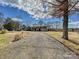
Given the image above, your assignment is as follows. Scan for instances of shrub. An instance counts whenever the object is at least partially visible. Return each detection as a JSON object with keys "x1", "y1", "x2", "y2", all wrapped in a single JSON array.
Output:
[
  {"x1": 12, "y1": 34, "x2": 21, "y2": 42},
  {"x1": 12, "y1": 32, "x2": 23, "y2": 42},
  {"x1": 12, "y1": 33, "x2": 23, "y2": 42}
]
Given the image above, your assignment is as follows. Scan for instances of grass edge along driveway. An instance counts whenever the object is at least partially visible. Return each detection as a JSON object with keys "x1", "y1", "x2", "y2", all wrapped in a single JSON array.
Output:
[
  {"x1": 47, "y1": 31, "x2": 79, "y2": 55},
  {"x1": 0, "y1": 31, "x2": 29, "y2": 49}
]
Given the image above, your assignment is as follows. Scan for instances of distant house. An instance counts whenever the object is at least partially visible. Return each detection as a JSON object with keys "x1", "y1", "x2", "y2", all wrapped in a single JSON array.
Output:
[{"x1": 31, "y1": 25, "x2": 48, "y2": 31}]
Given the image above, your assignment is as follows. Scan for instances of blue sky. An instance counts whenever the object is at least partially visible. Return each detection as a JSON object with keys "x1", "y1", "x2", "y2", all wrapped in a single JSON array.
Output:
[
  {"x1": 0, "y1": 4, "x2": 79, "y2": 26},
  {"x1": 0, "y1": 4, "x2": 38, "y2": 25}
]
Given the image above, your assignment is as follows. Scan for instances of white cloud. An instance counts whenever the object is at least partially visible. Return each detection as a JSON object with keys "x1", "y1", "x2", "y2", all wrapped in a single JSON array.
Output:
[
  {"x1": 69, "y1": 21, "x2": 79, "y2": 25},
  {"x1": 12, "y1": 18, "x2": 23, "y2": 22},
  {"x1": 0, "y1": 0, "x2": 51, "y2": 19},
  {"x1": 0, "y1": 0, "x2": 78, "y2": 20},
  {"x1": 69, "y1": 21, "x2": 79, "y2": 28}
]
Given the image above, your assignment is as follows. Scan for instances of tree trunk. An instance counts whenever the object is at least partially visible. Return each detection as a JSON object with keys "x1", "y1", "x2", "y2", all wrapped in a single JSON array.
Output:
[{"x1": 62, "y1": 0, "x2": 69, "y2": 40}]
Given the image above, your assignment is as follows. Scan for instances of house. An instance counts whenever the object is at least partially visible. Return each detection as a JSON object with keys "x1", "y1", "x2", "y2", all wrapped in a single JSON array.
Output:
[{"x1": 31, "y1": 25, "x2": 48, "y2": 31}]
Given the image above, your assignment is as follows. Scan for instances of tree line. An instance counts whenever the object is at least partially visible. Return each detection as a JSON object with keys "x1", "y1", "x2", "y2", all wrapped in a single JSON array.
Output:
[{"x1": 0, "y1": 13, "x2": 27, "y2": 31}]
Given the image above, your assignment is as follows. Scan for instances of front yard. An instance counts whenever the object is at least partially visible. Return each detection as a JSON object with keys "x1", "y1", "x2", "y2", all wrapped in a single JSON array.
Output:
[
  {"x1": 47, "y1": 31, "x2": 79, "y2": 55},
  {"x1": 0, "y1": 31, "x2": 29, "y2": 48}
]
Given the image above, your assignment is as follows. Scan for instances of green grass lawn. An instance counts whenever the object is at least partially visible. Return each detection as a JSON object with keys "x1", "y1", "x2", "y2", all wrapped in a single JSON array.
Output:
[
  {"x1": 0, "y1": 31, "x2": 29, "y2": 48},
  {"x1": 0, "y1": 34, "x2": 9, "y2": 48},
  {"x1": 0, "y1": 31, "x2": 17, "y2": 48}
]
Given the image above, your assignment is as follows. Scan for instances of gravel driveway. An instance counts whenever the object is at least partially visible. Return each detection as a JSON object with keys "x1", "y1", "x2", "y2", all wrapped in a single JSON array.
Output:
[{"x1": 0, "y1": 32, "x2": 79, "y2": 59}]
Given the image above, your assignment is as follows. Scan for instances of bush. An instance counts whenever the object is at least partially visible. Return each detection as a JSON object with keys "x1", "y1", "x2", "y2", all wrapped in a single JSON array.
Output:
[
  {"x1": 0, "y1": 29, "x2": 8, "y2": 34},
  {"x1": 12, "y1": 34, "x2": 21, "y2": 42},
  {"x1": 12, "y1": 32, "x2": 23, "y2": 42}
]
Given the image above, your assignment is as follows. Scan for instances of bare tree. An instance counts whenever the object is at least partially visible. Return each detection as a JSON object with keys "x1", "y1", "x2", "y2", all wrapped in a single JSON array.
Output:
[
  {"x1": 0, "y1": 12, "x2": 4, "y2": 30},
  {"x1": 41, "y1": 0, "x2": 79, "y2": 40}
]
